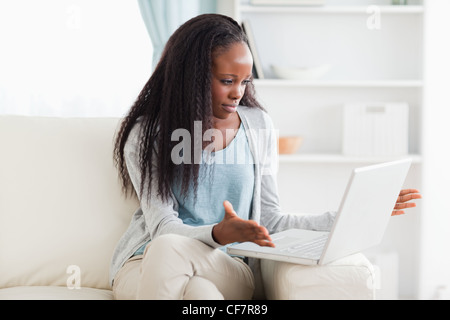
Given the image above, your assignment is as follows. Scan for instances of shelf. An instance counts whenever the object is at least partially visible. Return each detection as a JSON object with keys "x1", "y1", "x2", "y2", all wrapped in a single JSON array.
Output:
[
  {"x1": 278, "y1": 153, "x2": 422, "y2": 164},
  {"x1": 253, "y1": 79, "x2": 424, "y2": 88},
  {"x1": 241, "y1": 5, "x2": 424, "y2": 14}
]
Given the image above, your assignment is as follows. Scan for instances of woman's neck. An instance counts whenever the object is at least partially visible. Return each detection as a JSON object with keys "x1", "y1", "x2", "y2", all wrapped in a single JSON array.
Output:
[
  {"x1": 212, "y1": 112, "x2": 241, "y2": 131},
  {"x1": 209, "y1": 112, "x2": 241, "y2": 151}
]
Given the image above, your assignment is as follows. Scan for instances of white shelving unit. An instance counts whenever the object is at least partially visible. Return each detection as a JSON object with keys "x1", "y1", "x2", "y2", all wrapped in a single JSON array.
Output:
[
  {"x1": 240, "y1": 4, "x2": 424, "y2": 14},
  {"x1": 254, "y1": 79, "x2": 423, "y2": 88},
  {"x1": 218, "y1": 0, "x2": 424, "y2": 299},
  {"x1": 278, "y1": 153, "x2": 422, "y2": 164}
]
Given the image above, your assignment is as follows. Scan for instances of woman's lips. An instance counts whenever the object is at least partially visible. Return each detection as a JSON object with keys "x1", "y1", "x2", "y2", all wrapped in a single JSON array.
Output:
[{"x1": 222, "y1": 104, "x2": 237, "y2": 113}]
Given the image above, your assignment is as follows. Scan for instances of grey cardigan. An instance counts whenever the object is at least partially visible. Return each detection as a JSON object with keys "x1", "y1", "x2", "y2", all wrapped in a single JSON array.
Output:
[{"x1": 109, "y1": 106, "x2": 336, "y2": 287}]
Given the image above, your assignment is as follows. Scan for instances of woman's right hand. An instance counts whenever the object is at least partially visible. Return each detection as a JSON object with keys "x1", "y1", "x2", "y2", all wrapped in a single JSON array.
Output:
[{"x1": 212, "y1": 200, "x2": 275, "y2": 247}]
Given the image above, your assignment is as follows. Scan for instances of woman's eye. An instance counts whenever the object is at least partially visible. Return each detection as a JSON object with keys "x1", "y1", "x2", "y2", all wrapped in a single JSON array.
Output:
[{"x1": 220, "y1": 79, "x2": 251, "y2": 86}]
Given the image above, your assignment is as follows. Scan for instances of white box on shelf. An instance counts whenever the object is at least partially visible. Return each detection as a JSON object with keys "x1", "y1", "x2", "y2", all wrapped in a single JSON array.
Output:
[{"x1": 342, "y1": 102, "x2": 409, "y2": 157}]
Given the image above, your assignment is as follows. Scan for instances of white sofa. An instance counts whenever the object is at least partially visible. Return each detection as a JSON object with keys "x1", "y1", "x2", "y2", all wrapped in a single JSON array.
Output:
[{"x1": 0, "y1": 115, "x2": 375, "y2": 300}]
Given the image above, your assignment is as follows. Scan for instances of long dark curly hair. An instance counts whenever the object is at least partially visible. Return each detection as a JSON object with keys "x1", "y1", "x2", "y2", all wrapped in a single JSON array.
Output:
[{"x1": 114, "y1": 13, "x2": 264, "y2": 203}]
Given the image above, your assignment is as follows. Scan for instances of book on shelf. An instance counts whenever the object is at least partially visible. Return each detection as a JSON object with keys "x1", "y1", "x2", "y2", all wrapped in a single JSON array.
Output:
[{"x1": 241, "y1": 20, "x2": 265, "y2": 79}]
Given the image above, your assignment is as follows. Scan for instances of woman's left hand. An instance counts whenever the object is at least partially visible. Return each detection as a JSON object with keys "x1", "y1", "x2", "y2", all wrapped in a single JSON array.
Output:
[{"x1": 392, "y1": 188, "x2": 422, "y2": 216}]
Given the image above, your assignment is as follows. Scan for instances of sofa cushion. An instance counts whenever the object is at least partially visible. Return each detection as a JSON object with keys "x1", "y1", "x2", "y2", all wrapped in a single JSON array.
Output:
[
  {"x1": 261, "y1": 253, "x2": 375, "y2": 300},
  {"x1": 0, "y1": 286, "x2": 113, "y2": 300},
  {"x1": 0, "y1": 116, "x2": 139, "y2": 290}
]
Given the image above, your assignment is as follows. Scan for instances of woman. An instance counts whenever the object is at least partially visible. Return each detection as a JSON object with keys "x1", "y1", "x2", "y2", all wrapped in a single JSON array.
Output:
[{"x1": 110, "y1": 13, "x2": 420, "y2": 300}]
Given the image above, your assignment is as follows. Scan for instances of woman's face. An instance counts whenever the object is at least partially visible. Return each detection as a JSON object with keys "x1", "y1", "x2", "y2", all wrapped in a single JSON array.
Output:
[{"x1": 211, "y1": 42, "x2": 253, "y2": 120}]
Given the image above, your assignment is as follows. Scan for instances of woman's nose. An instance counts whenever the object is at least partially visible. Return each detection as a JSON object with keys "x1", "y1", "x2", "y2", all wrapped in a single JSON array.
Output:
[{"x1": 230, "y1": 84, "x2": 244, "y2": 101}]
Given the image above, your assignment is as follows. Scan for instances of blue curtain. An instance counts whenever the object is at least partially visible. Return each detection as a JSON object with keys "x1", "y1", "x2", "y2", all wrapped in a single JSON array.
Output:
[{"x1": 137, "y1": 0, "x2": 217, "y2": 70}]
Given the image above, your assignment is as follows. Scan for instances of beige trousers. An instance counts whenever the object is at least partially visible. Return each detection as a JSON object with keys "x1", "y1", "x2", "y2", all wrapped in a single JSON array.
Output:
[{"x1": 112, "y1": 234, "x2": 255, "y2": 300}]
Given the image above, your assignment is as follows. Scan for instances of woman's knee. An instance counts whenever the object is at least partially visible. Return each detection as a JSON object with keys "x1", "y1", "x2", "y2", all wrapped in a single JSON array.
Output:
[
  {"x1": 143, "y1": 233, "x2": 188, "y2": 257},
  {"x1": 183, "y1": 276, "x2": 224, "y2": 300}
]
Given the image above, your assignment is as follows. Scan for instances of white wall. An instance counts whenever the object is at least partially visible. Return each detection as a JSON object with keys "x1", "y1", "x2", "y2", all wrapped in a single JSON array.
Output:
[{"x1": 419, "y1": 0, "x2": 450, "y2": 300}]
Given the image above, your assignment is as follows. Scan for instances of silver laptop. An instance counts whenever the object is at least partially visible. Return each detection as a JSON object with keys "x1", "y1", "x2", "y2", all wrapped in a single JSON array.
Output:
[{"x1": 227, "y1": 158, "x2": 412, "y2": 265}]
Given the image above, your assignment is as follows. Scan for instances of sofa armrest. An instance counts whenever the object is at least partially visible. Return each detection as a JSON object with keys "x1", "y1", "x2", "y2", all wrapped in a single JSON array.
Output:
[{"x1": 261, "y1": 253, "x2": 375, "y2": 300}]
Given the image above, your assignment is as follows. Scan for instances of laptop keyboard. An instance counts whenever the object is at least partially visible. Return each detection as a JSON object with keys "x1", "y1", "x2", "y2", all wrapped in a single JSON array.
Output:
[{"x1": 279, "y1": 234, "x2": 329, "y2": 258}]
